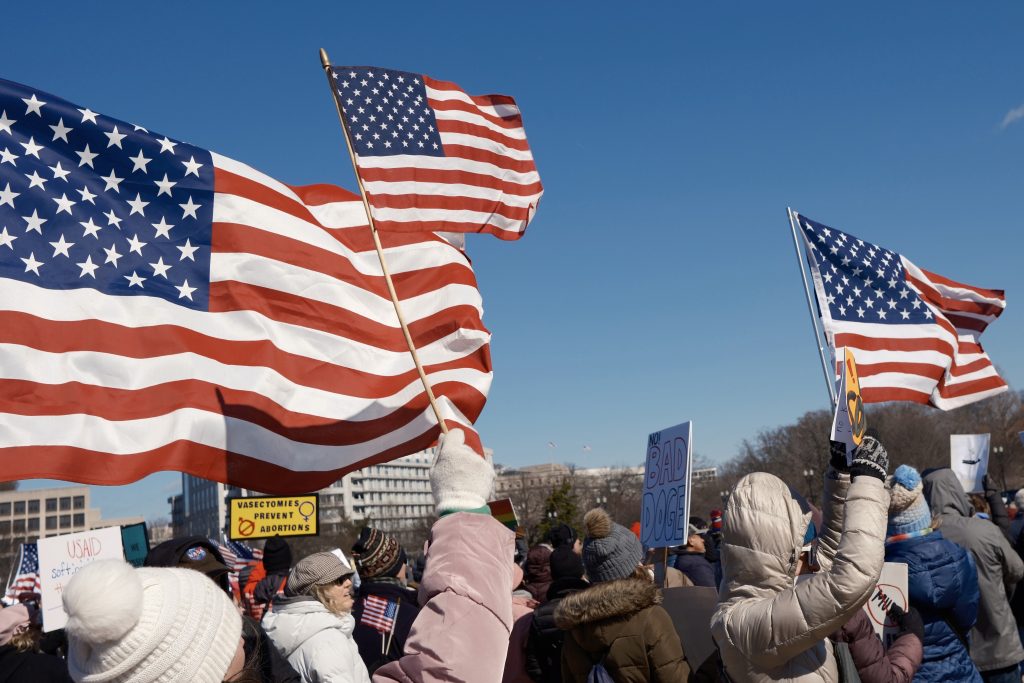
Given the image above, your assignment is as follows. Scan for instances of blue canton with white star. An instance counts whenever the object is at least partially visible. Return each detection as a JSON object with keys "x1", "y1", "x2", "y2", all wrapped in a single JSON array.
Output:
[
  {"x1": 801, "y1": 216, "x2": 933, "y2": 325},
  {"x1": 0, "y1": 78, "x2": 213, "y2": 310},
  {"x1": 332, "y1": 67, "x2": 444, "y2": 157}
]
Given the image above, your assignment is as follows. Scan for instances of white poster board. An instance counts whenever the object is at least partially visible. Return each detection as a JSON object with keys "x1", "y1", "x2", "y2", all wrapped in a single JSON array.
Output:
[
  {"x1": 641, "y1": 421, "x2": 692, "y2": 549},
  {"x1": 951, "y1": 434, "x2": 990, "y2": 494},
  {"x1": 38, "y1": 526, "x2": 125, "y2": 632},
  {"x1": 862, "y1": 562, "x2": 909, "y2": 646}
]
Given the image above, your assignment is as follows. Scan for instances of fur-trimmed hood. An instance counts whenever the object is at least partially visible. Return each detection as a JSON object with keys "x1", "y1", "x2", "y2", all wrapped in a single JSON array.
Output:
[{"x1": 554, "y1": 576, "x2": 659, "y2": 630}]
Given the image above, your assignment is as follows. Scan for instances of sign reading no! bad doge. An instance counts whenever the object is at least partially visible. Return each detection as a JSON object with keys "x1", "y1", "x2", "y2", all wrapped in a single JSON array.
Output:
[
  {"x1": 641, "y1": 421, "x2": 693, "y2": 549},
  {"x1": 229, "y1": 494, "x2": 319, "y2": 540}
]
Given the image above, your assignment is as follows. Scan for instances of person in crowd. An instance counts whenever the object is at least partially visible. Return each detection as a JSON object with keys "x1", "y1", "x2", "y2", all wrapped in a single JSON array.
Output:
[
  {"x1": 515, "y1": 527, "x2": 531, "y2": 568},
  {"x1": 830, "y1": 604, "x2": 923, "y2": 683},
  {"x1": 525, "y1": 546, "x2": 589, "y2": 683},
  {"x1": 645, "y1": 547, "x2": 692, "y2": 588},
  {"x1": 707, "y1": 508, "x2": 724, "y2": 588},
  {"x1": 505, "y1": 563, "x2": 540, "y2": 682},
  {"x1": 554, "y1": 507, "x2": 690, "y2": 681},
  {"x1": 923, "y1": 468, "x2": 1024, "y2": 683},
  {"x1": 524, "y1": 542, "x2": 554, "y2": 603},
  {"x1": 0, "y1": 602, "x2": 73, "y2": 682},
  {"x1": 374, "y1": 427, "x2": 517, "y2": 682},
  {"x1": 262, "y1": 551, "x2": 370, "y2": 683},
  {"x1": 146, "y1": 536, "x2": 301, "y2": 683},
  {"x1": 671, "y1": 519, "x2": 716, "y2": 588},
  {"x1": 884, "y1": 464, "x2": 981, "y2": 682},
  {"x1": 548, "y1": 523, "x2": 582, "y2": 555},
  {"x1": 711, "y1": 435, "x2": 891, "y2": 681},
  {"x1": 61, "y1": 559, "x2": 250, "y2": 683},
  {"x1": 349, "y1": 527, "x2": 419, "y2": 674},
  {"x1": 251, "y1": 537, "x2": 293, "y2": 620},
  {"x1": 971, "y1": 494, "x2": 992, "y2": 521}
]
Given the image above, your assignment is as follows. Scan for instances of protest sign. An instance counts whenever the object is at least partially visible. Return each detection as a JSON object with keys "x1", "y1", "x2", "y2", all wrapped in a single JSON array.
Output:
[
  {"x1": 38, "y1": 526, "x2": 125, "y2": 632},
  {"x1": 229, "y1": 494, "x2": 319, "y2": 540},
  {"x1": 830, "y1": 348, "x2": 866, "y2": 465},
  {"x1": 641, "y1": 421, "x2": 692, "y2": 548},
  {"x1": 862, "y1": 562, "x2": 909, "y2": 646},
  {"x1": 951, "y1": 434, "x2": 990, "y2": 494},
  {"x1": 120, "y1": 522, "x2": 149, "y2": 567}
]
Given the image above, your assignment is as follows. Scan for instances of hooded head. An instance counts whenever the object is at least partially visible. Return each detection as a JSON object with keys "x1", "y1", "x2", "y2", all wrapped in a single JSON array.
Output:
[
  {"x1": 719, "y1": 472, "x2": 814, "y2": 600},
  {"x1": 923, "y1": 468, "x2": 973, "y2": 519}
]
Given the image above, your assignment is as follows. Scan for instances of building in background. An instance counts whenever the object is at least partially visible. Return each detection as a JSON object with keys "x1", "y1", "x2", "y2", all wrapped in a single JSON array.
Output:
[
  {"x1": 691, "y1": 467, "x2": 717, "y2": 484},
  {"x1": 172, "y1": 448, "x2": 473, "y2": 545}
]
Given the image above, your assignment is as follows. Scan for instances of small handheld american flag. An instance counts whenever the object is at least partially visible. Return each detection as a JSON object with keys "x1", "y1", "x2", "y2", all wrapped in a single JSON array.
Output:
[
  {"x1": 360, "y1": 593, "x2": 399, "y2": 633},
  {"x1": 3, "y1": 543, "x2": 40, "y2": 604}
]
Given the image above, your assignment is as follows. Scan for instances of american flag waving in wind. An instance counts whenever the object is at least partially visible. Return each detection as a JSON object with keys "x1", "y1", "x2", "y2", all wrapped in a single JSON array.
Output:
[
  {"x1": 331, "y1": 66, "x2": 542, "y2": 240},
  {"x1": 798, "y1": 213, "x2": 1006, "y2": 409},
  {"x1": 3, "y1": 543, "x2": 40, "y2": 604},
  {"x1": 0, "y1": 76, "x2": 491, "y2": 493}
]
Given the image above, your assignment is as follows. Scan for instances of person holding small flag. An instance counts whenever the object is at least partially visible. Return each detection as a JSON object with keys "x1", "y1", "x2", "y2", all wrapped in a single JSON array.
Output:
[{"x1": 350, "y1": 527, "x2": 419, "y2": 673}]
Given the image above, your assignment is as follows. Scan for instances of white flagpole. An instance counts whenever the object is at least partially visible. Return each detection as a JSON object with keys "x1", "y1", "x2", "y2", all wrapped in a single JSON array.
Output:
[{"x1": 788, "y1": 207, "x2": 837, "y2": 406}]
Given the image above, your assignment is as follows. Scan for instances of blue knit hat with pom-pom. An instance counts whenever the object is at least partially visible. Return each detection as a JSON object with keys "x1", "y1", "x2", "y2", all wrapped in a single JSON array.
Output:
[{"x1": 885, "y1": 465, "x2": 932, "y2": 536}]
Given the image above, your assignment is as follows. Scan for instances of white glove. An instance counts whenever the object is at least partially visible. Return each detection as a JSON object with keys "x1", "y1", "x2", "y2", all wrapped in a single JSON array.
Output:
[{"x1": 430, "y1": 428, "x2": 495, "y2": 514}]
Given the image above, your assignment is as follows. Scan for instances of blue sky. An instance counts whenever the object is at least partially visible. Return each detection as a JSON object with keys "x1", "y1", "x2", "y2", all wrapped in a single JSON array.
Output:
[{"x1": 6, "y1": 2, "x2": 1024, "y2": 521}]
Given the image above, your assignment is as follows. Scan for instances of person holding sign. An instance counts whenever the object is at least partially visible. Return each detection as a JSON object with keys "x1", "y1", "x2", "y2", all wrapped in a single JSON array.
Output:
[
  {"x1": 711, "y1": 436, "x2": 891, "y2": 682},
  {"x1": 884, "y1": 465, "x2": 982, "y2": 683}
]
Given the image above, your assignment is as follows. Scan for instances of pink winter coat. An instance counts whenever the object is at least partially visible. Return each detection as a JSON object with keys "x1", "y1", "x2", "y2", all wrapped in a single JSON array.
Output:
[{"x1": 374, "y1": 512, "x2": 516, "y2": 683}]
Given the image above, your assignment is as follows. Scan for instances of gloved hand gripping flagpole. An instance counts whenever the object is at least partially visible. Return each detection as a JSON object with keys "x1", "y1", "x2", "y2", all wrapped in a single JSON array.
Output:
[{"x1": 319, "y1": 48, "x2": 449, "y2": 436}]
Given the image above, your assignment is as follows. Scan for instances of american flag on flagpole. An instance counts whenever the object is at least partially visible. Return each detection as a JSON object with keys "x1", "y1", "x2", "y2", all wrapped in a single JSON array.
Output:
[
  {"x1": 797, "y1": 213, "x2": 1006, "y2": 409},
  {"x1": 331, "y1": 66, "x2": 542, "y2": 240},
  {"x1": 0, "y1": 76, "x2": 492, "y2": 493},
  {"x1": 360, "y1": 593, "x2": 399, "y2": 633},
  {"x1": 3, "y1": 543, "x2": 40, "y2": 604}
]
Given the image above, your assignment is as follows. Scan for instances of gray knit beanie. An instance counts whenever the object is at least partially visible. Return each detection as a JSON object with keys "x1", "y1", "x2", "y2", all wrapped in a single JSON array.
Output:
[{"x1": 581, "y1": 508, "x2": 643, "y2": 583}]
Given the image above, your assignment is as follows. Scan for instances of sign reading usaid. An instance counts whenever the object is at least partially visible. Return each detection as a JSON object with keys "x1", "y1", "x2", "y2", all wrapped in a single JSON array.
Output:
[
  {"x1": 641, "y1": 421, "x2": 693, "y2": 549},
  {"x1": 37, "y1": 526, "x2": 125, "y2": 632},
  {"x1": 228, "y1": 494, "x2": 319, "y2": 540}
]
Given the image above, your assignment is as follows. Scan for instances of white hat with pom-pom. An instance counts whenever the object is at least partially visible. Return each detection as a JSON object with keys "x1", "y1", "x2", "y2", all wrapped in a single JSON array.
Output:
[{"x1": 62, "y1": 559, "x2": 242, "y2": 683}]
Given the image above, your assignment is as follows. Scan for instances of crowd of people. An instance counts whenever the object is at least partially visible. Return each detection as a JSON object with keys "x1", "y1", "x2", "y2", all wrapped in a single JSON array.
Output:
[{"x1": 4, "y1": 428, "x2": 1024, "y2": 682}]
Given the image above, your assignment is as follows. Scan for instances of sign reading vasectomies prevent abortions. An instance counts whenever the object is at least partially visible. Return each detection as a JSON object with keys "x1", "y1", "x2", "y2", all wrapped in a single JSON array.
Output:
[{"x1": 641, "y1": 421, "x2": 693, "y2": 548}]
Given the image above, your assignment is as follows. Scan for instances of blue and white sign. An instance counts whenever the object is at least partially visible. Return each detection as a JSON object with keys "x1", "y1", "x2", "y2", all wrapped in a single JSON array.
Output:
[{"x1": 641, "y1": 421, "x2": 693, "y2": 548}]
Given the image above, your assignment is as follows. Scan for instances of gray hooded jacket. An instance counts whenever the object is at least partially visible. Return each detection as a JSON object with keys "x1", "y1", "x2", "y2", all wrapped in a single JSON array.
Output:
[
  {"x1": 711, "y1": 470, "x2": 888, "y2": 682},
  {"x1": 923, "y1": 469, "x2": 1024, "y2": 672}
]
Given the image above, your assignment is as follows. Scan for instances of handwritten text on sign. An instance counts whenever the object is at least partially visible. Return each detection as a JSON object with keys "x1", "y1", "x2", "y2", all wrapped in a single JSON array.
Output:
[
  {"x1": 641, "y1": 421, "x2": 693, "y2": 548},
  {"x1": 37, "y1": 525, "x2": 125, "y2": 632}
]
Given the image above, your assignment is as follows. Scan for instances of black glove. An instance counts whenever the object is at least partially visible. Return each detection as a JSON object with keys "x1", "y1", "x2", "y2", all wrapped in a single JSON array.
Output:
[
  {"x1": 849, "y1": 436, "x2": 889, "y2": 481},
  {"x1": 888, "y1": 603, "x2": 924, "y2": 641},
  {"x1": 829, "y1": 440, "x2": 850, "y2": 473}
]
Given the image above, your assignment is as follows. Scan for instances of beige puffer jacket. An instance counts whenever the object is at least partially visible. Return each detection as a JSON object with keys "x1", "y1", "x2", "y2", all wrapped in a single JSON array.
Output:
[{"x1": 711, "y1": 469, "x2": 888, "y2": 682}]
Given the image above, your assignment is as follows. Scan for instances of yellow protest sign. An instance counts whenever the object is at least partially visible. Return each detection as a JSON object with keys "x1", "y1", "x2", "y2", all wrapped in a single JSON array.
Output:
[
  {"x1": 844, "y1": 349, "x2": 866, "y2": 447},
  {"x1": 228, "y1": 494, "x2": 319, "y2": 540}
]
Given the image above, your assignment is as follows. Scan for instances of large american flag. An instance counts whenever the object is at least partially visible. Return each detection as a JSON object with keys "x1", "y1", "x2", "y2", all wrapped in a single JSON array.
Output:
[
  {"x1": 3, "y1": 543, "x2": 40, "y2": 604},
  {"x1": 331, "y1": 66, "x2": 542, "y2": 240},
  {"x1": 798, "y1": 213, "x2": 1006, "y2": 409},
  {"x1": 0, "y1": 76, "x2": 491, "y2": 493},
  {"x1": 360, "y1": 593, "x2": 399, "y2": 633}
]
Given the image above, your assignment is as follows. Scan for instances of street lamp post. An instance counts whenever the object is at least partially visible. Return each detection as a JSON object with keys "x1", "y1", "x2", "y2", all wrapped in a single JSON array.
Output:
[
  {"x1": 993, "y1": 445, "x2": 1006, "y2": 491},
  {"x1": 803, "y1": 467, "x2": 816, "y2": 501}
]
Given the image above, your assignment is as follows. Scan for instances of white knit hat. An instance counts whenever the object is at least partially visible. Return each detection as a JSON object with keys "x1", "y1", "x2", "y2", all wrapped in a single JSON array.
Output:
[{"x1": 63, "y1": 560, "x2": 242, "y2": 683}]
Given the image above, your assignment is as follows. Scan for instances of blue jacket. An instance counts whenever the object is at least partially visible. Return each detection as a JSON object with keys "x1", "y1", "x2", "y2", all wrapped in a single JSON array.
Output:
[
  {"x1": 885, "y1": 530, "x2": 982, "y2": 683},
  {"x1": 671, "y1": 550, "x2": 716, "y2": 588}
]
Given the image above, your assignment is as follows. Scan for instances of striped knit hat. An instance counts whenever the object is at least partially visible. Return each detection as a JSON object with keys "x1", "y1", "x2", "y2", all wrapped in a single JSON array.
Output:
[
  {"x1": 886, "y1": 465, "x2": 932, "y2": 537},
  {"x1": 351, "y1": 527, "x2": 405, "y2": 579}
]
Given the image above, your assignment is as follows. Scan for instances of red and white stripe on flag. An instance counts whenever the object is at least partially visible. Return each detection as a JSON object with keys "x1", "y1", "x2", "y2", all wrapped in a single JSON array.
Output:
[
  {"x1": 0, "y1": 153, "x2": 491, "y2": 493},
  {"x1": 333, "y1": 67, "x2": 542, "y2": 240},
  {"x1": 800, "y1": 213, "x2": 1006, "y2": 410}
]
